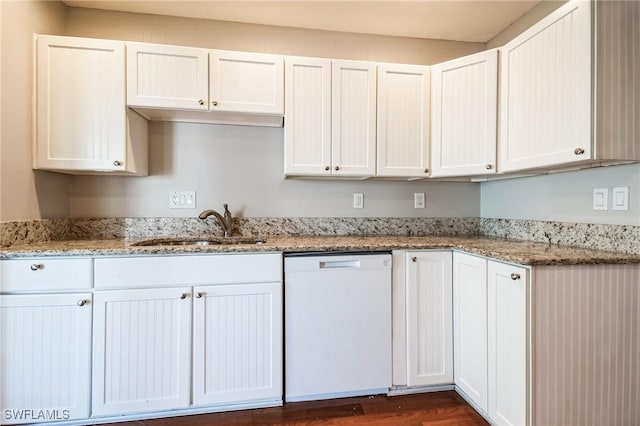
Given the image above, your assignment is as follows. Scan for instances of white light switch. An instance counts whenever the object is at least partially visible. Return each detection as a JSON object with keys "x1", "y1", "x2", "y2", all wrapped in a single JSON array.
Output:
[
  {"x1": 593, "y1": 188, "x2": 608, "y2": 211},
  {"x1": 353, "y1": 193, "x2": 364, "y2": 209},
  {"x1": 414, "y1": 193, "x2": 425, "y2": 209},
  {"x1": 612, "y1": 187, "x2": 629, "y2": 211}
]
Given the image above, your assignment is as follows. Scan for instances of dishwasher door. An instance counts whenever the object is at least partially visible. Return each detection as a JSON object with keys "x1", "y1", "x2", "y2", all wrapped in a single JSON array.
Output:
[{"x1": 284, "y1": 253, "x2": 392, "y2": 402}]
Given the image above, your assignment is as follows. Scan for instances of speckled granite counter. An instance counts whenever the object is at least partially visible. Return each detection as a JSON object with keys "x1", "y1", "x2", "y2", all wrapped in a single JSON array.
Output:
[{"x1": 1, "y1": 236, "x2": 638, "y2": 266}]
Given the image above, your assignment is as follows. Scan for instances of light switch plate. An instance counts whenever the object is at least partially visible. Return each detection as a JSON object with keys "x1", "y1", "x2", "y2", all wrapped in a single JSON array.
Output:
[
  {"x1": 612, "y1": 187, "x2": 629, "y2": 211},
  {"x1": 593, "y1": 188, "x2": 608, "y2": 211},
  {"x1": 169, "y1": 191, "x2": 196, "y2": 209},
  {"x1": 353, "y1": 193, "x2": 364, "y2": 209},
  {"x1": 414, "y1": 193, "x2": 425, "y2": 209}
]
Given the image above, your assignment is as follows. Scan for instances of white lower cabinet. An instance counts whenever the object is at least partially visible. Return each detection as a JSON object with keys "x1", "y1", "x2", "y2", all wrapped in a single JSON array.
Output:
[
  {"x1": 392, "y1": 251, "x2": 453, "y2": 389},
  {"x1": 487, "y1": 261, "x2": 528, "y2": 426},
  {"x1": 0, "y1": 293, "x2": 92, "y2": 424},
  {"x1": 452, "y1": 252, "x2": 488, "y2": 412},
  {"x1": 91, "y1": 287, "x2": 193, "y2": 416},
  {"x1": 453, "y1": 252, "x2": 529, "y2": 426},
  {"x1": 91, "y1": 253, "x2": 283, "y2": 420},
  {"x1": 193, "y1": 282, "x2": 283, "y2": 406}
]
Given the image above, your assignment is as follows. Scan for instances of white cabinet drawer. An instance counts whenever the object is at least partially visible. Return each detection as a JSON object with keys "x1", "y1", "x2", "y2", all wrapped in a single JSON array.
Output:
[
  {"x1": 94, "y1": 253, "x2": 282, "y2": 289},
  {"x1": 0, "y1": 258, "x2": 92, "y2": 292}
]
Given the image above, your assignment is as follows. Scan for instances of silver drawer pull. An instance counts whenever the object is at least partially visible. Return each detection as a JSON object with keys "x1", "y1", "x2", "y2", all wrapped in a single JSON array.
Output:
[
  {"x1": 411, "y1": 257, "x2": 417, "y2": 262},
  {"x1": 30, "y1": 264, "x2": 43, "y2": 271},
  {"x1": 77, "y1": 299, "x2": 89, "y2": 307},
  {"x1": 180, "y1": 293, "x2": 189, "y2": 300},
  {"x1": 511, "y1": 273, "x2": 521, "y2": 280},
  {"x1": 196, "y1": 292, "x2": 205, "y2": 298},
  {"x1": 574, "y1": 147, "x2": 585, "y2": 155}
]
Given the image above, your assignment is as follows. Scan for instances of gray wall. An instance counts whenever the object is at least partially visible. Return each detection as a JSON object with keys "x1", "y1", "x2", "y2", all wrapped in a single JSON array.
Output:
[
  {"x1": 70, "y1": 122, "x2": 480, "y2": 218},
  {"x1": 482, "y1": 0, "x2": 640, "y2": 226}
]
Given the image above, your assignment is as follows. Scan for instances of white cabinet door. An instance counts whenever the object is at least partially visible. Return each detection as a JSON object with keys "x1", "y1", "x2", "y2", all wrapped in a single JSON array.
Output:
[
  {"x1": 331, "y1": 60, "x2": 376, "y2": 177},
  {"x1": 126, "y1": 42, "x2": 209, "y2": 110},
  {"x1": 91, "y1": 287, "x2": 192, "y2": 417},
  {"x1": 453, "y1": 252, "x2": 488, "y2": 412},
  {"x1": 35, "y1": 35, "x2": 147, "y2": 175},
  {"x1": 0, "y1": 293, "x2": 92, "y2": 424},
  {"x1": 487, "y1": 261, "x2": 529, "y2": 426},
  {"x1": 377, "y1": 64, "x2": 430, "y2": 178},
  {"x1": 431, "y1": 50, "x2": 498, "y2": 177},
  {"x1": 210, "y1": 50, "x2": 284, "y2": 114},
  {"x1": 406, "y1": 251, "x2": 453, "y2": 387},
  {"x1": 499, "y1": 0, "x2": 591, "y2": 172},
  {"x1": 284, "y1": 57, "x2": 332, "y2": 176},
  {"x1": 193, "y1": 282, "x2": 283, "y2": 406}
]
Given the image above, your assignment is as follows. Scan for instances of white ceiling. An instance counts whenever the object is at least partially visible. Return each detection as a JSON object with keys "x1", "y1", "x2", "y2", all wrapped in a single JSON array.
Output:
[{"x1": 62, "y1": 1, "x2": 541, "y2": 43}]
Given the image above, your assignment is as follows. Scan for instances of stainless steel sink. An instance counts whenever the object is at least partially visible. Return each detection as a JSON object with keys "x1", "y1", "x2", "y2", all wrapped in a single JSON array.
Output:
[{"x1": 132, "y1": 237, "x2": 266, "y2": 246}]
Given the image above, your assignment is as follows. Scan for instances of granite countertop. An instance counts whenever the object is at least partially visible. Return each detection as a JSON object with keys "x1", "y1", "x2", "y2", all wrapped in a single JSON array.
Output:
[{"x1": 1, "y1": 235, "x2": 638, "y2": 266}]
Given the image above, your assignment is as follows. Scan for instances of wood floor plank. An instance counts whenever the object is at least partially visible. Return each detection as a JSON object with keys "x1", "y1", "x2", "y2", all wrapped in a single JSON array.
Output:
[{"x1": 104, "y1": 391, "x2": 488, "y2": 426}]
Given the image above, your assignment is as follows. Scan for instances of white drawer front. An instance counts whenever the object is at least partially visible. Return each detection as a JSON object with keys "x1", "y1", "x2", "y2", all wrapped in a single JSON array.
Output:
[
  {"x1": 94, "y1": 253, "x2": 282, "y2": 289},
  {"x1": 0, "y1": 258, "x2": 92, "y2": 292}
]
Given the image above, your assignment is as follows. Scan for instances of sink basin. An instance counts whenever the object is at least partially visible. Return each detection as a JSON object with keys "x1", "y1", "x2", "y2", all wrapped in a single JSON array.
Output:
[{"x1": 132, "y1": 237, "x2": 266, "y2": 247}]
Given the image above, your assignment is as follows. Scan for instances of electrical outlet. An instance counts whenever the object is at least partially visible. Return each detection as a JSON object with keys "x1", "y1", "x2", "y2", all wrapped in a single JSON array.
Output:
[
  {"x1": 353, "y1": 193, "x2": 364, "y2": 209},
  {"x1": 169, "y1": 191, "x2": 196, "y2": 209},
  {"x1": 612, "y1": 187, "x2": 629, "y2": 211},
  {"x1": 414, "y1": 193, "x2": 425, "y2": 209}
]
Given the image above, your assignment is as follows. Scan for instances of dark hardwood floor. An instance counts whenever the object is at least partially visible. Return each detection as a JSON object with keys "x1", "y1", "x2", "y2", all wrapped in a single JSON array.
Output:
[{"x1": 106, "y1": 391, "x2": 488, "y2": 425}]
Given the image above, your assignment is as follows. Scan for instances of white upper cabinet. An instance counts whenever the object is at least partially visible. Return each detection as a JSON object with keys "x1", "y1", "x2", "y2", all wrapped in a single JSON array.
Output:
[
  {"x1": 331, "y1": 60, "x2": 377, "y2": 177},
  {"x1": 431, "y1": 50, "x2": 498, "y2": 177},
  {"x1": 35, "y1": 35, "x2": 148, "y2": 175},
  {"x1": 498, "y1": 1, "x2": 591, "y2": 172},
  {"x1": 210, "y1": 50, "x2": 284, "y2": 114},
  {"x1": 377, "y1": 64, "x2": 431, "y2": 178},
  {"x1": 126, "y1": 42, "x2": 209, "y2": 110},
  {"x1": 284, "y1": 57, "x2": 332, "y2": 176}
]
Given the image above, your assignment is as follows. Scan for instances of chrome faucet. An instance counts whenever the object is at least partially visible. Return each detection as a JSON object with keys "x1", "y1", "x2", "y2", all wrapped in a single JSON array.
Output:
[{"x1": 198, "y1": 204, "x2": 233, "y2": 237}]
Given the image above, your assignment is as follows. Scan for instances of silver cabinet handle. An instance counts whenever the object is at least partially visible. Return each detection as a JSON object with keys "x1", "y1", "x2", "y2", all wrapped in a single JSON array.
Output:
[
  {"x1": 335, "y1": 166, "x2": 340, "y2": 171},
  {"x1": 574, "y1": 147, "x2": 585, "y2": 155},
  {"x1": 180, "y1": 293, "x2": 189, "y2": 299},
  {"x1": 424, "y1": 169, "x2": 429, "y2": 173},
  {"x1": 30, "y1": 264, "x2": 43, "y2": 271},
  {"x1": 77, "y1": 299, "x2": 89, "y2": 307},
  {"x1": 196, "y1": 292, "x2": 205, "y2": 298},
  {"x1": 486, "y1": 164, "x2": 493, "y2": 170},
  {"x1": 325, "y1": 166, "x2": 330, "y2": 171},
  {"x1": 198, "y1": 99, "x2": 205, "y2": 106},
  {"x1": 113, "y1": 160, "x2": 123, "y2": 166},
  {"x1": 212, "y1": 101, "x2": 218, "y2": 106},
  {"x1": 511, "y1": 273, "x2": 521, "y2": 280},
  {"x1": 411, "y1": 256, "x2": 417, "y2": 262}
]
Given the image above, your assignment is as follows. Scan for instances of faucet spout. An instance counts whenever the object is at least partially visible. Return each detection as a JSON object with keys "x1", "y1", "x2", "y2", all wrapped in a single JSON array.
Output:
[{"x1": 199, "y1": 204, "x2": 233, "y2": 237}]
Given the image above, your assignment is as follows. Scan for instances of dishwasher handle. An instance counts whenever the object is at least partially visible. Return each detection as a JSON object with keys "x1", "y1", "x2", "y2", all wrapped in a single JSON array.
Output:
[{"x1": 319, "y1": 260, "x2": 361, "y2": 269}]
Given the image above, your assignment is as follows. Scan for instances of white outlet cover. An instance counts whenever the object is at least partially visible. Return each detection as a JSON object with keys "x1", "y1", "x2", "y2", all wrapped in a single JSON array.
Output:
[
  {"x1": 593, "y1": 188, "x2": 608, "y2": 211},
  {"x1": 612, "y1": 187, "x2": 629, "y2": 211},
  {"x1": 169, "y1": 191, "x2": 196, "y2": 209},
  {"x1": 414, "y1": 192, "x2": 425, "y2": 209}
]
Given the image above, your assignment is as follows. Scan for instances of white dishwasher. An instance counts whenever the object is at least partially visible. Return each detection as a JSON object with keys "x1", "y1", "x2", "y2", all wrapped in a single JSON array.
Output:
[{"x1": 284, "y1": 252, "x2": 392, "y2": 402}]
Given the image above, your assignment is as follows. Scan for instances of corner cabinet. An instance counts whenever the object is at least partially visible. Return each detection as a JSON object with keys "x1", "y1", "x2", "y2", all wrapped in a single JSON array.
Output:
[
  {"x1": 431, "y1": 50, "x2": 498, "y2": 177},
  {"x1": 377, "y1": 64, "x2": 431, "y2": 178},
  {"x1": 392, "y1": 251, "x2": 453, "y2": 390},
  {"x1": 35, "y1": 35, "x2": 148, "y2": 175},
  {"x1": 499, "y1": 0, "x2": 640, "y2": 172}
]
